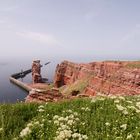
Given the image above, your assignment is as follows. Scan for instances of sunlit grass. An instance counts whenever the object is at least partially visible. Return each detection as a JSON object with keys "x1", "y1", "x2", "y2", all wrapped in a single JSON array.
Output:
[
  {"x1": 125, "y1": 61, "x2": 140, "y2": 69},
  {"x1": 59, "y1": 77, "x2": 90, "y2": 95},
  {"x1": 1, "y1": 95, "x2": 140, "y2": 139}
]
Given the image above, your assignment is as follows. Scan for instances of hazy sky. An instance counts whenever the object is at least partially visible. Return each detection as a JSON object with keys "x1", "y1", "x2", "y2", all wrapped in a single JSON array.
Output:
[{"x1": 0, "y1": 0, "x2": 140, "y2": 62}]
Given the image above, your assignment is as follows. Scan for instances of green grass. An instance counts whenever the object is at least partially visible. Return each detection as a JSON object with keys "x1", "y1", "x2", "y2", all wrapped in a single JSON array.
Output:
[
  {"x1": 1, "y1": 95, "x2": 140, "y2": 139},
  {"x1": 125, "y1": 61, "x2": 140, "y2": 69},
  {"x1": 59, "y1": 77, "x2": 90, "y2": 95},
  {"x1": 0, "y1": 103, "x2": 38, "y2": 140}
]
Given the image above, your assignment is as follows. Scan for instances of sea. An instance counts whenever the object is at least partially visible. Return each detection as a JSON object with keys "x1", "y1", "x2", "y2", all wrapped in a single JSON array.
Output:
[{"x1": 0, "y1": 59, "x2": 55, "y2": 103}]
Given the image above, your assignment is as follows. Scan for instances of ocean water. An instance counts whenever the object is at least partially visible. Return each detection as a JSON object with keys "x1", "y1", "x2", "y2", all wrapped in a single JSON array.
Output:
[{"x1": 0, "y1": 60, "x2": 55, "y2": 103}]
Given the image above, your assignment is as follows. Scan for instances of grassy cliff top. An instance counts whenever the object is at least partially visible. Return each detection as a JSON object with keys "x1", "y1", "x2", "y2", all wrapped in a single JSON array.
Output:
[
  {"x1": 125, "y1": 61, "x2": 140, "y2": 69},
  {"x1": 1, "y1": 95, "x2": 140, "y2": 139}
]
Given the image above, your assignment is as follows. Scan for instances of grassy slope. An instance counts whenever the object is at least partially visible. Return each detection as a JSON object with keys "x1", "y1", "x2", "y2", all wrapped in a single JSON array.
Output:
[
  {"x1": 59, "y1": 77, "x2": 90, "y2": 95},
  {"x1": 0, "y1": 103, "x2": 38, "y2": 140},
  {"x1": 125, "y1": 61, "x2": 140, "y2": 69},
  {"x1": 1, "y1": 95, "x2": 140, "y2": 139}
]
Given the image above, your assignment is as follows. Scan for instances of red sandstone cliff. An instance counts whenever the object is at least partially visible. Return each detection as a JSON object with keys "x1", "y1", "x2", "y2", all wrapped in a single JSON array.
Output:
[{"x1": 54, "y1": 60, "x2": 140, "y2": 96}]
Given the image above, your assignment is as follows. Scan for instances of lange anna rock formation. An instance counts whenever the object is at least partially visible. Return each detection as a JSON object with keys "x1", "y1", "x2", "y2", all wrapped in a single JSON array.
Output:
[{"x1": 32, "y1": 60, "x2": 42, "y2": 84}]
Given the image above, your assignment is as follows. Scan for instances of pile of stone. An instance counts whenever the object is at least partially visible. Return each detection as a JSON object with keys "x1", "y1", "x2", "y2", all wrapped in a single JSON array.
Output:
[{"x1": 25, "y1": 88, "x2": 64, "y2": 103}]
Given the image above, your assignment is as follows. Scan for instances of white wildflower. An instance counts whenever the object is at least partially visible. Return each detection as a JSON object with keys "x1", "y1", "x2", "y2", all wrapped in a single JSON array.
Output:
[
  {"x1": 42, "y1": 119, "x2": 45, "y2": 122},
  {"x1": 85, "y1": 107, "x2": 90, "y2": 111},
  {"x1": 67, "y1": 109, "x2": 73, "y2": 113},
  {"x1": 56, "y1": 131, "x2": 65, "y2": 139},
  {"x1": 98, "y1": 97, "x2": 105, "y2": 101},
  {"x1": 54, "y1": 120, "x2": 59, "y2": 125},
  {"x1": 53, "y1": 115, "x2": 59, "y2": 120},
  {"x1": 48, "y1": 120, "x2": 51, "y2": 123},
  {"x1": 64, "y1": 116, "x2": 69, "y2": 121},
  {"x1": 109, "y1": 95, "x2": 117, "y2": 99},
  {"x1": 54, "y1": 112, "x2": 86, "y2": 140},
  {"x1": 56, "y1": 130, "x2": 72, "y2": 139},
  {"x1": 61, "y1": 125, "x2": 69, "y2": 130},
  {"x1": 91, "y1": 98, "x2": 96, "y2": 103},
  {"x1": 114, "y1": 100, "x2": 120, "y2": 103},
  {"x1": 75, "y1": 118, "x2": 80, "y2": 121},
  {"x1": 122, "y1": 110, "x2": 129, "y2": 115},
  {"x1": 63, "y1": 130, "x2": 72, "y2": 138},
  {"x1": 82, "y1": 122, "x2": 85, "y2": 125},
  {"x1": 40, "y1": 124, "x2": 44, "y2": 127},
  {"x1": 12, "y1": 138, "x2": 18, "y2": 140},
  {"x1": 67, "y1": 120, "x2": 74, "y2": 126},
  {"x1": 136, "y1": 102, "x2": 140, "y2": 109},
  {"x1": 73, "y1": 112, "x2": 78, "y2": 116},
  {"x1": 72, "y1": 133, "x2": 80, "y2": 138},
  {"x1": 58, "y1": 127, "x2": 62, "y2": 131},
  {"x1": 0, "y1": 128, "x2": 3, "y2": 132},
  {"x1": 126, "y1": 134, "x2": 133, "y2": 139},
  {"x1": 81, "y1": 107, "x2": 90, "y2": 111},
  {"x1": 82, "y1": 135, "x2": 88, "y2": 140},
  {"x1": 58, "y1": 117, "x2": 65, "y2": 121},
  {"x1": 116, "y1": 105, "x2": 126, "y2": 111},
  {"x1": 20, "y1": 127, "x2": 31, "y2": 137},
  {"x1": 56, "y1": 130, "x2": 59, "y2": 135},
  {"x1": 127, "y1": 106, "x2": 136, "y2": 110},
  {"x1": 136, "y1": 109, "x2": 140, "y2": 113},
  {"x1": 38, "y1": 108, "x2": 44, "y2": 112},
  {"x1": 34, "y1": 121, "x2": 40, "y2": 125},
  {"x1": 81, "y1": 107, "x2": 85, "y2": 110},
  {"x1": 73, "y1": 129, "x2": 77, "y2": 132},
  {"x1": 120, "y1": 124, "x2": 127, "y2": 130},
  {"x1": 69, "y1": 114, "x2": 74, "y2": 119},
  {"x1": 27, "y1": 122, "x2": 33, "y2": 127},
  {"x1": 115, "y1": 137, "x2": 123, "y2": 140},
  {"x1": 126, "y1": 101, "x2": 133, "y2": 104},
  {"x1": 105, "y1": 122, "x2": 110, "y2": 126},
  {"x1": 118, "y1": 96, "x2": 125, "y2": 100},
  {"x1": 38, "y1": 105, "x2": 44, "y2": 109}
]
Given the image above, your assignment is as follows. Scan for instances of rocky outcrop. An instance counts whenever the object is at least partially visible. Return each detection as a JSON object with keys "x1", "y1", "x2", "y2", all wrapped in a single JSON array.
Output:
[
  {"x1": 54, "y1": 60, "x2": 140, "y2": 96},
  {"x1": 26, "y1": 60, "x2": 140, "y2": 103},
  {"x1": 32, "y1": 60, "x2": 42, "y2": 83},
  {"x1": 25, "y1": 88, "x2": 63, "y2": 103},
  {"x1": 54, "y1": 61, "x2": 95, "y2": 87}
]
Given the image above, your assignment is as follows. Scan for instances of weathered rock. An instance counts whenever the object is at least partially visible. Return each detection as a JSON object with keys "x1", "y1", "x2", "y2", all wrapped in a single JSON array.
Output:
[
  {"x1": 32, "y1": 60, "x2": 42, "y2": 83},
  {"x1": 26, "y1": 60, "x2": 140, "y2": 103},
  {"x1": 25, "y1": 88, "x2": 63, "y2": 103},
  {"x1": 54, "y1": 60, "x2": 140, "y2": 96}
]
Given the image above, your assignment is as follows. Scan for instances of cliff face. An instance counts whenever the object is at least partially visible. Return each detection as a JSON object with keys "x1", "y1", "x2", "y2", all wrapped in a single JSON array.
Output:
[{"x1": 54, "y1": 60, "x2": 140, "y2": 96}]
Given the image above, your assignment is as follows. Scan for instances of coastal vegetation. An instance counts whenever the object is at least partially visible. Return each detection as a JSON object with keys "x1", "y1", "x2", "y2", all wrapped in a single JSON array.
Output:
[
  {"x1": 0, "y1": 95, "x2": 140, "y2": 139},
  {"x1": 59, "y1": 76, "x2": 90, "y2": 95},
  {"x1": 125, "y1": 61, "x2": 140, "y2": 69}
]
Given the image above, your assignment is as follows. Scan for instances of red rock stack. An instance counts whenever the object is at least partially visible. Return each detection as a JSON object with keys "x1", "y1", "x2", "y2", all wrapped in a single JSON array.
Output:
[{"x1": 32, "y1": 60, "x2": 42, "y2": 84}]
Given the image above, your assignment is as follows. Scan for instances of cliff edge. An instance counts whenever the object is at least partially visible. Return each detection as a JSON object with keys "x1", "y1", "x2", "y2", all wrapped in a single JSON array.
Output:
[{"x1": 54, "y1": 60, "x2": 140, "y2": 96}]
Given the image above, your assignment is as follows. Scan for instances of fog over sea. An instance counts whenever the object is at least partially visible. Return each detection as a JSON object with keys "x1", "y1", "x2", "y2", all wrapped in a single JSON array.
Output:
[{"x1": 0, "y1": 55, "x2": 139, "y2": 103}]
